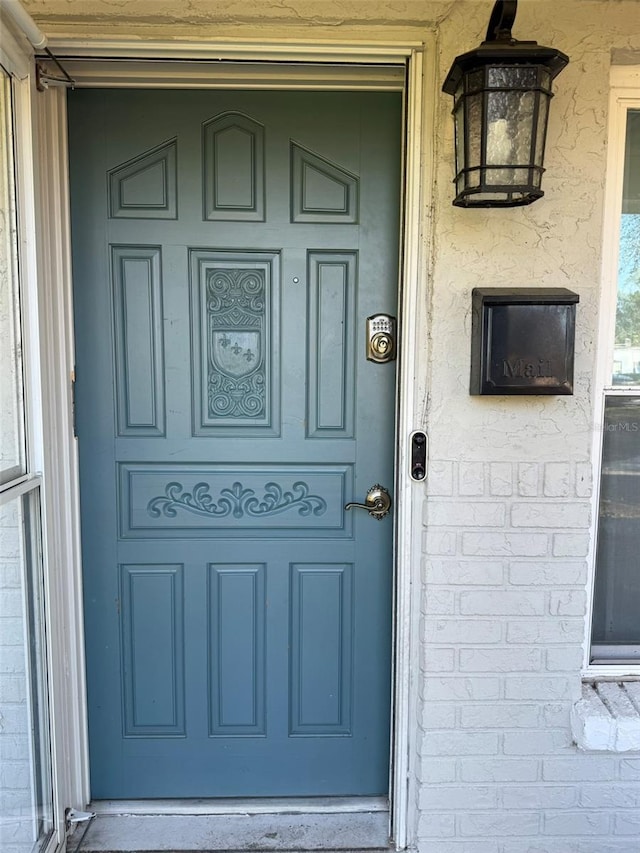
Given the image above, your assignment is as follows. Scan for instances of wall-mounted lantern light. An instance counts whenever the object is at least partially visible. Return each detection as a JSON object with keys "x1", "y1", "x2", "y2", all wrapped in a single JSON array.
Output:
[{"x1": 442, "y1": 0, "x2": 568, "y2": 208}]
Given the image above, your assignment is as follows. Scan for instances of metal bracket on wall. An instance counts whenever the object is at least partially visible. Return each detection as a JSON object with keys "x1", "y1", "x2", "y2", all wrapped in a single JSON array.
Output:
[{"x1": 35, "y1": 49, "x2": 75, "y2": 91}]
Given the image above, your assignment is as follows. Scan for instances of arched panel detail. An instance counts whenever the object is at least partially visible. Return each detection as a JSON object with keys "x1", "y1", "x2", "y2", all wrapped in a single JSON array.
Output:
[{"x1": 203, "y1": 112, "x2": 265, "y2": 221}]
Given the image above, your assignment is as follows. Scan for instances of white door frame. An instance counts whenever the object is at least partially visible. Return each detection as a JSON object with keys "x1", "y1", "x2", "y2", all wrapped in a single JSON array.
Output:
[{"x1": 35, "y1": 35, "x2": 434, "y2": 851}]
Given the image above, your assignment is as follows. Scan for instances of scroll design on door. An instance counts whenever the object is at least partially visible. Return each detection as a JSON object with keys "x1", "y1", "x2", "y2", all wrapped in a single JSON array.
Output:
[{"x1": 147, "y1": 480, "x2": 327, "y2": 520}]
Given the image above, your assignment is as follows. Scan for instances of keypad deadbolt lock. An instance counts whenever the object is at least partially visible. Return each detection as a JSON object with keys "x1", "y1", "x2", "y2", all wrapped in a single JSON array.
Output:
[{"x1": 367, "y1": 314, "x2": 397, "y2": 363}]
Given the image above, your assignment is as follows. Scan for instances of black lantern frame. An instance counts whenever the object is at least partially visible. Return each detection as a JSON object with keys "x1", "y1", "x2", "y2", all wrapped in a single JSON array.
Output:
[{"x1": 442, "y1": 0, "x2": 569, "y2": 208}]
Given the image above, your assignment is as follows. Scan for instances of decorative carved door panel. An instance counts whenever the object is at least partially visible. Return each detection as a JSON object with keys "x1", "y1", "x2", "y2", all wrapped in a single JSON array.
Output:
[{"x1": 69, "y1": 89, "x2": 401, "y2": 797}]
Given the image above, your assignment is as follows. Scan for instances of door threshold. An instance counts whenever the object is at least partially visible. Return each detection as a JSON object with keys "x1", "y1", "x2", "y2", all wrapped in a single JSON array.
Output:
[
  {"x1": 70, "y1": 801, "x2": 391, "y2": 852},
  {"x1": 91, "y1": 797, "x2": 388, "y2": 816}
]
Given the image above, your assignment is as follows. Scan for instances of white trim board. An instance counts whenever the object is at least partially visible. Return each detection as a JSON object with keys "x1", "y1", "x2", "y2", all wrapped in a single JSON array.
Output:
[
  {"x1": 35, "y1": 59, "x2": 406, "y2": 90},
  {"x1": 36, "y1": 37, "x2": 430, "y2": 852}
]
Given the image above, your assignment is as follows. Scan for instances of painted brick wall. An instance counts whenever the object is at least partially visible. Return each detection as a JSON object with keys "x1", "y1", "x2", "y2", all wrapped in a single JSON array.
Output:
[
  {"x1": 415, "y1": 460, "x2": 638, "y2": 852},
  {"x1": 0, "y1": 505, "x2": 38, "y2": 853}
]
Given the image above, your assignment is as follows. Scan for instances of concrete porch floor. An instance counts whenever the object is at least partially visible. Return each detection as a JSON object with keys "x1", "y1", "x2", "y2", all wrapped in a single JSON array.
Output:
[{"x1": 67, "y1": 799, "x2": 391, "y2": 853}]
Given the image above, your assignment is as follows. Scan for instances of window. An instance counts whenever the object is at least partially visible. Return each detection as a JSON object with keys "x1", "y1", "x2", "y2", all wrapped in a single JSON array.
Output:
[
  {"x1": 0, "y1": 64, "x2": 54, "y2": 853},
  {"x1": 0, "y1": 68, "x2": 25, "y2": 486},
  {"x1": 592, "y1": 101, "x2": 640, "y2": 664}
]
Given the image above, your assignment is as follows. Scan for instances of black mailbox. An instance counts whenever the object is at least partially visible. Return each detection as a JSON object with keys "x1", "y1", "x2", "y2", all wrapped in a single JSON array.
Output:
[{"x1": 470, "y1": 288, "x2": 579, "y2": 396}]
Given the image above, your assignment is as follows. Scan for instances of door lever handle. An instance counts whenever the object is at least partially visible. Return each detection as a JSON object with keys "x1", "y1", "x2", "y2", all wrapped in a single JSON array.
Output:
[{"x1": 345, "y1": 484, "x2": 392, "y2": 521}]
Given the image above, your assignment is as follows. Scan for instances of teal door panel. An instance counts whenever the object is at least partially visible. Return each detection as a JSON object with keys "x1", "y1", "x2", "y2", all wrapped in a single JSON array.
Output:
[{"x1": 69, "y1": 89, "x2": 401, "y2": 798}]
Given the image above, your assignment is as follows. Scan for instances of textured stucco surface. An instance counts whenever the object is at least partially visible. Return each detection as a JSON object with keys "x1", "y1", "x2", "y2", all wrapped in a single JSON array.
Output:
[
  {"x1": 22, "y1": 0, "x2": 455, "y2": 30},
  {"x1": 19, "y1": 0, "x2": 640, "y2": 851}
]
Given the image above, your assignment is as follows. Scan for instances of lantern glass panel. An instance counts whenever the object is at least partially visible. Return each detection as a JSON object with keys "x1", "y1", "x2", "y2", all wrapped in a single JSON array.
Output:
[
  {"x1": 486, "y1": 88, "x2": 534, "y2": 166},
  {"x1": 487, "y1": 65, "x2": 538, "y2": 89},
  {"x1": 454, "y1": 102, "x2": 465, "y2": 180},
  {"x1": 513, "y1": 89, "x2": 536, "y2": 160},
  {"x1": 534, "y1": 92, "x2": 550, "y2": 165},
  {"x1": 466, "y1": 90, "x2": 483, "y2": 170}
]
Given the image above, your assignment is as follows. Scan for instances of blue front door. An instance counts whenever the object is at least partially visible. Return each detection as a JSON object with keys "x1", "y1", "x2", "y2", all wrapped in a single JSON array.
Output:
[{"x1": 69, "y1": 88, "x2": 401, "y2": 798}]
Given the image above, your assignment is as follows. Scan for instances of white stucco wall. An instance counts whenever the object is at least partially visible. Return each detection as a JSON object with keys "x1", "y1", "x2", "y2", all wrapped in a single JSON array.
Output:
[{"x1": 22, "y1": 1, "x2": 640, "y2": 851}]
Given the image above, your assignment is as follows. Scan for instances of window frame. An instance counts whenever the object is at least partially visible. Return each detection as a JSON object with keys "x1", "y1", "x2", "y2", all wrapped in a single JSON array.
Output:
[
  {"x1": 0, "y1": 18, "x2": 64, "y2": 853},
  {"x1": 587, "y1": 69, "x2": 640, "y2": 674}
]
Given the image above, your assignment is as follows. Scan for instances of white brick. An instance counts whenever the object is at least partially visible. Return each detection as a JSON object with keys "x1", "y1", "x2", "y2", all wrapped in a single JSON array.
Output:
[
  {"x1": 0, "y1": 675, "x2": 27, "y2": 702},
  {"x1": 518, "y1": 463, "x2": 539, "y2": 497},
  {"x1": 424, "y1": 529, "x2": 457, "y2": 556},
  {"x1": 620, "y1": 758, "x2": 640, "y2": 779},
  {"x1": 459, "y1": 462, "x2": 485, "y2": 496},
  {"x1": 0, "y1": 590, "x2": 23, "y2": 618},
  {"x1": 580, "y1": 784, "x2": 640, "y2": 808},
  {"x1": 614, "y1": 812, "x2": 640, "y2": 834},
  {"x1": 511, "y1": 502, "x2": 590, "y2": 529},
  {"x1": 423, "y1": 618, "x2": 502, "y2": 645},
  {"x1": 425, "y1": 559, "x2": 503, "y2": 585},
  {"x1": 420, "y1": 759, "x2": 457, "y2": 783},
  {"x1": 543, "y1": 758, "x2": 616, "y2": 781},
  {"x1": 553, "y1": 533, "x2": 590, "y2": 557},
  {"x1": 504, "y1": 677, "x2": 575, "y2": 702},
  {"x1": 460, "y1": 591, "x2": 545, "y2": 616},
  {"x1": 462, "y1": 532, "x2": 548, "y2": 557},
  {"x1": 459, "y1": 811, "x2": 540, "y2": 837},
  {"x1": 542, "y1": 703, "x2": 571, "y2": 728},
  {"x1": 427, "y1": 461, "x2": 454, "y2": 496},
  {"x1": 0, "y1": 618, "x2": 25, "y2": 646},
  {"x1": 0, "y1": 529, "x2": 20, "y2": 560},
  {"x1": 543, "y1": 811, "x2": 610, "y2": 835},
  {"x1": 546, "y1": 646, "x2": 584, "y2": 671},
  {"x1": 543, "y1": 463, "x2": 571, "y2": 497},
  {"x1": 490, "y1": 463, "x2": 513, "y2": 496},
  {"x1": 507, "y1": 619, "x2": 583, "y2": 644},
  {"x1": 575, "y1": 845, "x2": 640, "y2": 853},
  {"x1": 0, "y1": 648, "x2": 26, "y2": 674},
  {"x1": 460, "y1": 759, "x2": 539, "y2": 782},
  {"x1": 419, "y1": 784, "x2": 498, "y2": 810},
  {"x1": 416, "y1": 813, "x2": 455, "y2": 838},
  {"x1": 0, "y1": 735, "x2": 29, "y2": 761},
  {"x1": 508, "y1": 560, "x2": 587, "y2": 586},
  {"x1": 575, "y1": 462, "x2": 593, "y2": 497},
  {"x1": 0, "y1": 562, "x2": 21, "y2": 587},
  {"x1": 502, "y1": 785, "x2": 578, "y2": 810},
  {"x1": 0, "y1": 707, "x2": 29, "y2": 734},
  {"x1": 428, "y1": 501, "x2": 505, "y2": 527},
  {"x1": 419, "y1": 703, "x2": 457, "y2": 729},
  {"x1": 503, "y1": 730, "x2": 572, "y2": 755},
  {"x1": 0, "y1": 788, "x2": 32, "y2": 812},
  {"x1": 423, "y1": 588, "x2": 455, "y2": 615},
  {"x1": 421, "y1": 647, "x2": 455, "y2": 673},
  {"x1": 549, "y1": 590, "x2": 586, "y2": 616},
  {"x1": 460, "y1": 648, "x2": 541, "y2": 672},
  {"x1": 420, "y1": 731, "x2": 499, "y2": 757},
  {"x1": 423, "y1": 677, "x2": 501, "y2": 702},
  {"x1": 460, "y1": 703, "x2": 540, "y2": 730},
  {"x1": 0, "y1": 762, "x2": 30, "y2": 789}
]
